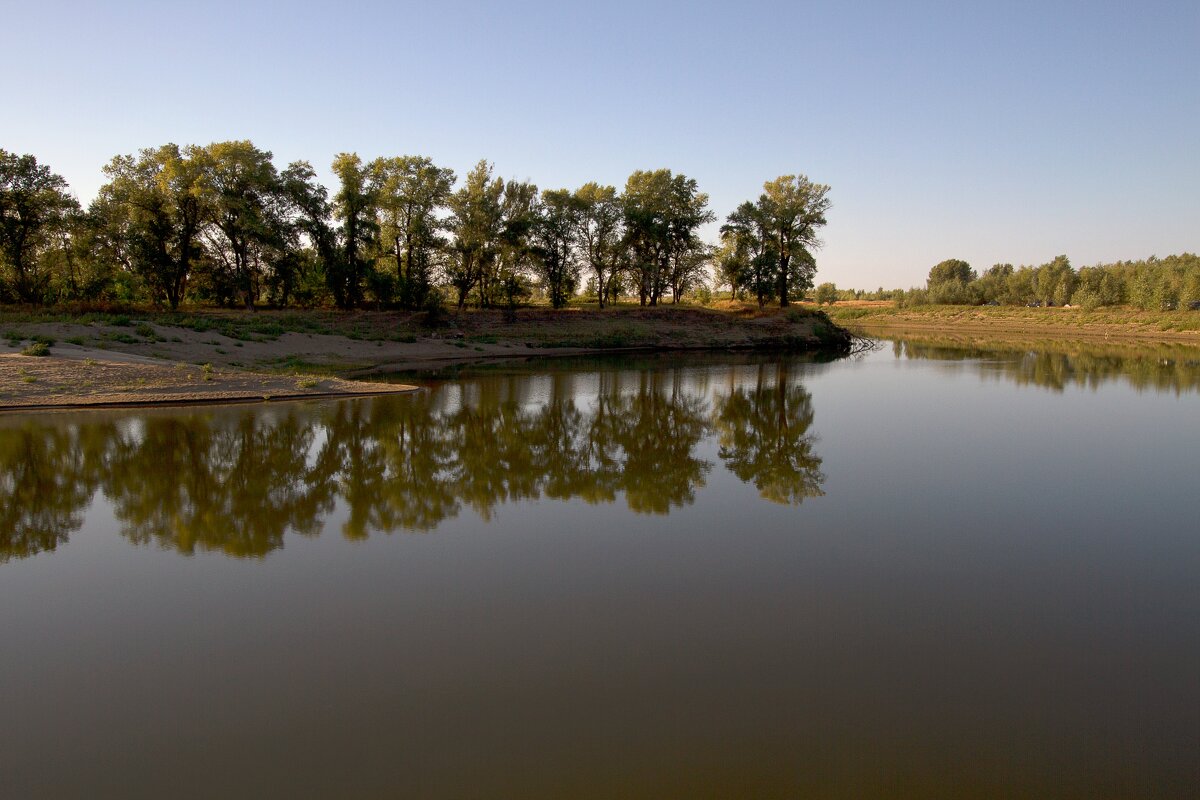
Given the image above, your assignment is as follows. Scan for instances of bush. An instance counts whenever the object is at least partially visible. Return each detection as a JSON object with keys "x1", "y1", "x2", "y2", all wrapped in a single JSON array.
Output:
[
  {"x1": 419, "y1": 290, "x2": 448, "y2": 327},
  {"x1": 21, "y1": 341, "x2": 50, "y2": 357}
]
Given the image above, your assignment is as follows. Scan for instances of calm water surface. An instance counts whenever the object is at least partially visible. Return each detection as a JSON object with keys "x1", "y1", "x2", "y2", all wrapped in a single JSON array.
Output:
[{"x1": 2, "y1": 339, "x2": 1198, "y2": 798}]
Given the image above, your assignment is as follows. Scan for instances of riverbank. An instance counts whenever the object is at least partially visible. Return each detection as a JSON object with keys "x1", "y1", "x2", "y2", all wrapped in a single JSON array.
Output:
[
  {"x1": 0, "y1": 353, "x2": 416, "y2": 411},
  {"x1": 822, "y1": 301, "x2": 1200, "y2": 343},
  {"x1": 0, "y1": 306, "x2": 848, "y2": 410}
]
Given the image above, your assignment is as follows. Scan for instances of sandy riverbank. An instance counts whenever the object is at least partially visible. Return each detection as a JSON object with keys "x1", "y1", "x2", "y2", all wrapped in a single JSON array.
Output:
[
  {"x1": 0, "y1": 306, "x2": 846, "y2": 410},
  {"x1": 0, "y1": 352, "x2": 417, "y2": 411}
]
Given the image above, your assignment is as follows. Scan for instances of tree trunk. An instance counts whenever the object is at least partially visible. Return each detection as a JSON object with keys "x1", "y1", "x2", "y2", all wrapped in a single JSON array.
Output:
[{"x1": 778, "y1": 253, "x2": 791, "y2": 307}]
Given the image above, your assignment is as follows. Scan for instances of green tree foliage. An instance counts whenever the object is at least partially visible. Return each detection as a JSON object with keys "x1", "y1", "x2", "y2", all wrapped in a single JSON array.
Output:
[
  {"x1": 530, "y1": 188, "x2": 580, "y2": 308},
  {"x1": 0, "y1": 149, "x2": 80, "y2": 303},
  {"x1": 447, "y1": 160, "x2": 504, "y2": 308},
  {"x1": 622, "y1": 169, "x2": 713, "y2": 306},
  {"x1": 760, "y1": 175, "x2": 830, "y2": 307},
  {"x1": 491, "y1": 179, "x2": 539, "y2": 307},
  {"x1": 722, "y1": 175, "x2": 831, "y2": 307},
  {"x1": 720, "y1": 201, "x2": 776, "y2": 306},
  {"x1": 328, "y1": 153, "x2": 379, "y2": 309},
  {"x1": 573, "y1": 182, "x2": 623, "y2": 308},
  {"x1": 371, "y1": 156, "x2": 455, "y2": 309},
  {"x1": 925, "y1": 258, "x2": 977, "y2": 304},
  {"x1": 815, "y1": 282, "x2": 838, "y2": 305},
  {"x1": 927, "y1": 258, "x2": 976, "y2": 287},
  {"x1": 98, "y1": 144, "x2": 211, "y2": 309},
  {"x1": 1035, "y1": 255, "x2": 1075, "y2": 306},
  {"x1": 3, "y1": 143, "x2": 857, "y2": 311},
  {"x1": 196, "y1": 140, "x2": 288, "y2": 309},
  {"x1": 886, "y1": 253, "x2": 1200, "y2": 310}
]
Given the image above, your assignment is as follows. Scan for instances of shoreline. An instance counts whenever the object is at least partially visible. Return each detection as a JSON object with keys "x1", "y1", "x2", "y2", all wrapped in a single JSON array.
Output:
[
  {"x1": 849, "y1": 318, "x2": 1200, "y2": 344},
  {"x1": 0, "y1": 353, "x2": 419, "y2": 413},
  {"x1": 0, "y1": 306, "x2": 849, "y2": 412}
]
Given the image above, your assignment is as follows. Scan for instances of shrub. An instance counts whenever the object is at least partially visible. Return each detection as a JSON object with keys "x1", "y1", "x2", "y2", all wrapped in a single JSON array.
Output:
[{"x1": 21, "y1": 341, "x2": 50, "y2": 357}]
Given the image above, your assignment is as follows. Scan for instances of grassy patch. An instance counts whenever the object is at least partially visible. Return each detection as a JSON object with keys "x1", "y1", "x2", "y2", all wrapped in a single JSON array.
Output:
[{"x1": 102, "y1": 332, "x2": 140, "y2": 344}]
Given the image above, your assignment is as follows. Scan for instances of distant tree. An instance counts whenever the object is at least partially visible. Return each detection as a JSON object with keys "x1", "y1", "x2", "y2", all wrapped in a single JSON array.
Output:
[
  {"x1": 815, "y1": 282, "x2": 837, "y2": 305},
  {"x1": 0, "y1": 150, "x2": 80, "y2": 304},
  {"x1": 713, "y1": 235, "x2": 749, "y2": 300},
  {"x1": 1035, "y1": 254, "x2": 1074, "y2": 306},
  {"x1": 663, "y1": 174, "x2": 714, "y2": 303},
  {"x1": 974, "y1": 263, "x2": 1013, "y2": 304},
  {"x1": 621, "y1": 169, "x2": 672, "y2": 306},
  {"x1": 49, "y1": 203, "x2": 118, "y2": 302},
  {"x1": 279, "y1": 160, "x2": 337, "y2": 305},
  {"x1": 926, "y1": 258, "x2": 978, "y2": 304},
  {"x1": 927, "y1": 258, "x2": 975, "y2": 287}
]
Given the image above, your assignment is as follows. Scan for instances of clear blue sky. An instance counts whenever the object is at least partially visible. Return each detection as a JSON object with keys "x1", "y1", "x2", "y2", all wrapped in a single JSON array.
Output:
[{"x1": 5, "y1": 0, "x2": 1197, "y2": 288}]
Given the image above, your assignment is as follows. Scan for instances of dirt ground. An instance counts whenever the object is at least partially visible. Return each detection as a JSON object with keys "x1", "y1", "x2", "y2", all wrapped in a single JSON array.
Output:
[
  {"x1": 0, "y1": 307, "x2": 840, "y2": 410},
  {"x1": 0, "y1": 353, "x2": 415, "y2": 411}
]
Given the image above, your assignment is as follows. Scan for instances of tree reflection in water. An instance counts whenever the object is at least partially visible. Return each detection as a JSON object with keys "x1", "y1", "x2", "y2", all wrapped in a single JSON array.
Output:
[
  {"x1": 0, "y1": 421, "x2": 106, "y2": 562},
  {"x1": 715, "y1": 362, "x2": 824, "y2": 505},
  {"x1": 0, "y1": 359, "x2": 827, "y2": 560}
]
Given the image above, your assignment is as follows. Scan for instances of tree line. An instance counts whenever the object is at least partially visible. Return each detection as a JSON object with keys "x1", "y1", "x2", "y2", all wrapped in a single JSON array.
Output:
[
  {"x1": 0, "y1": 144, "x2": 830, "y2": 311},
  {"x1": 828, "y1": 253, "x2": 1200, "y2": 311}
]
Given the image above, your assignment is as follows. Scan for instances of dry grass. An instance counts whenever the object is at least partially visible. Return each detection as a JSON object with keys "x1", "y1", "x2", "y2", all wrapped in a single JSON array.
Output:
[{"x1": 821, "y1": 302, "x2": 1200, "y2": 342}]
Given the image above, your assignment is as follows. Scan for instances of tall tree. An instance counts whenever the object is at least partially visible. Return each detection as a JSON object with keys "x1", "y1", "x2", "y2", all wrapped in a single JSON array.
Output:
[
  {"x1": 0, "y1": 150, "x2": 80, "y2": 304},
  {"x1": 371, "y1": 156, "x2": 455, "y2": 309},
  {"x1": 572, "y1": 182, "x2": 622, "y2": 308},
  {"x1": 279, "y1": 160, "x2": 337, "y2": 306},
  {"x1": 328, "y1": 153, "x2": 379, "y2": 309},
  {"x1": 197, "y1": 141, "x2": 286, "y2": 309},
  {"x1": 98, "y1": 144, "x2": 210, "y2": 309},
  {"x1": 490, "y1": 179, "x2": 538, "y2": 307},
  {"x1": 447, "y1": 160, "x2": 504, "y2": 309},
  {"x1": 621, "y1": 169, "x2": 712, "y2": 305},
  {"x1": 663, "y1": 174, "x2": 714, "y2": 303},
  {"x1": 531, "y1": 189, "x2": 580, "y2": 308},
  {"x1": 720, "y1": 200, "x2": 776, "y2": 306},
  {"x1": 621, "y1": 169, "x2": 672, "y2": 306},
  {"x1": 758, "y1": 175, "x2": 830, "y2": 307}
]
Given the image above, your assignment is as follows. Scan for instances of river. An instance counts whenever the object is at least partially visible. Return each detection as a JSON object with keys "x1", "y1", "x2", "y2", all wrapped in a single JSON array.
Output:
[{"x1": 2, "y1": 338, "x2": 1197, "y2": 797}]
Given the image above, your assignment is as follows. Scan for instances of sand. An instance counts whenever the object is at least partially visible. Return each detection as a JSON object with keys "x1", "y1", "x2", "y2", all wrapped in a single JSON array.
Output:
[{"x1": 0, "y1": 352, "x2": 415, "y2": 411}]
